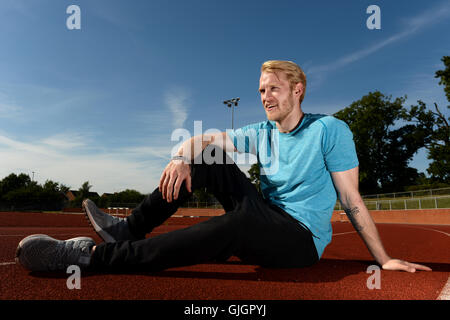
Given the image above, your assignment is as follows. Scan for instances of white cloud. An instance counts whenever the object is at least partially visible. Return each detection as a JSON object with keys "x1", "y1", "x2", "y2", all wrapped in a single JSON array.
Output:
[
  {"x1": 305, "y1": 1, "x2": 450, "y2": 90},
  {"x1": 0, "y1": 83, "x2": 196, "y2": 195},
  {"x1": 41, "y1": 133, "x2": 88, "y2": 150},
  {"x1": 0, "y1": 133, "x2": 165, "y2": 195},
  {"x1": 0, "y1": 135, "x2": 60, "y2": 157},
  {"x1": 403, "y1": 1, "x2": 450, "y2": 31},
  {"x1": 164, "y1": 87, "x2": 190, "y2": 129},
  {"x1": 135, "y1": 86, "x2": 191, "y2": 141}
]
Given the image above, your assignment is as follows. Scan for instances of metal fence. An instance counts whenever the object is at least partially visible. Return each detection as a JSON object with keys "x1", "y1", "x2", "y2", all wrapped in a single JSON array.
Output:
[
  {"x1": 181, "y1": 202, "x2": 223, "y2": 209},
  {"x1": 362, "y1": 187, "x2": 450, "y2": 200},
  {"x1": 106, "y1": 192, "x2": 450, "y2": 213},
  {"x1": 107, "y1": 207, "x2": 131, "y2": 216},
  {"x1": 184, "y1": 196, "x2": 450, "y2": 210},
  {"x1": 107, "y1": 202, "x2": 224, "y2": 214},
  {"x1": 335, "y1": 195, "x2": 450, "y2": 210}
]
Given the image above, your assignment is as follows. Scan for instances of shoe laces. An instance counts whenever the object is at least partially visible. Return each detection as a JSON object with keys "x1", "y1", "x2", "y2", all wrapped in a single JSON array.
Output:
[{"x1": 47, "y1": 239, "x2": 92, "y2": 271}]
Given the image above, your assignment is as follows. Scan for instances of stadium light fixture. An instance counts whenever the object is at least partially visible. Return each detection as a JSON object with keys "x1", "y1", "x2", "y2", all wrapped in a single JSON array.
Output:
[{"x1": 223, "y1": 97, "x2": 240, "y2": 129}]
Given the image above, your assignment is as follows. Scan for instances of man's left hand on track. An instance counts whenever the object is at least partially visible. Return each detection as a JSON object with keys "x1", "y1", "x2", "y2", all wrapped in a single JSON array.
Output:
[{"x1": 382, "y1": 258, "x2": 432, "y2": 272}]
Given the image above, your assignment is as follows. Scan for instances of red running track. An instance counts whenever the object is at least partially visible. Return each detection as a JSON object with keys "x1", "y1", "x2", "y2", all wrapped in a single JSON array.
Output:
[{"x1": 0, "y1": 211, "x2": 449, "y2": 300}]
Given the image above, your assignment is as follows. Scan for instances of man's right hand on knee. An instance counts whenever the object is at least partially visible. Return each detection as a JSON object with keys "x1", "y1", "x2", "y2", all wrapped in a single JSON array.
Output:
[
  {"x1": 160, "y1": 132, "x2": 234, "y2": 202},
  {"x1": 159, "y1": 159, "x2": 192, "y2": 202}
]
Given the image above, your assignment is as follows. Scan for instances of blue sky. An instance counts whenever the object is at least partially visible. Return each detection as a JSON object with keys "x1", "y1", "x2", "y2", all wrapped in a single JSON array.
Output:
[{"x1": 0, "y1": 0, "x2": 449, "y2": 194}]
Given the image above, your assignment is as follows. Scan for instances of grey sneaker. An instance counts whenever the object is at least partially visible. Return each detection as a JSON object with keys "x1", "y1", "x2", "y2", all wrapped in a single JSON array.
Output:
[
  {"x1": 82, "y1": 199, "x2": 138, "y2": 243},
  {"x1": 15, "y1": 234, "x2": 95, "y2": 272}
]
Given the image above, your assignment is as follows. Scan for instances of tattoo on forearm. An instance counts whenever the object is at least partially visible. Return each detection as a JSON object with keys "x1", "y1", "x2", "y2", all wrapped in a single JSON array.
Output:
[{"x1": 344, "y1": 206, "x2": 364, "y2": 232}]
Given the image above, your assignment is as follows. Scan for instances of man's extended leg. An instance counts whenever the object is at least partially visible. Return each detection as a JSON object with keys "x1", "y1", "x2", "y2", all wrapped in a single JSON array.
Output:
[
  {"x1": 16, "y1": 196, "x2": 318, "y2": 272},
  {"x1": 89, "y1": 209, "x2": 243, "y2": 272},
  {"x1": 89, "y1": 195, "x2": 318, "y2": 272}
]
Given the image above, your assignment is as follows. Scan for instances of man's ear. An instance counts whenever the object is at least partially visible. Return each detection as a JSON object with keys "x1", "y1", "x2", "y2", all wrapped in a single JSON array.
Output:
[{"x1": 294, "y1": 82, "x2": 303, "y2": 96}]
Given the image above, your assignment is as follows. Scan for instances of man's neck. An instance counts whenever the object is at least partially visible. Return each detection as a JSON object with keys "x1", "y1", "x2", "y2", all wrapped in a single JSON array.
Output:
[{"x1": 276, "y1": 110, "x2": 305, "y2": 133}]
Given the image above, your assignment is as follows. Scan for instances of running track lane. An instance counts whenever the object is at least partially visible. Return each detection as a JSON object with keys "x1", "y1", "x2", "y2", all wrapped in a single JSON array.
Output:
[{"x1": 0, "y1": 212, "x2": 449, "y2": 300}]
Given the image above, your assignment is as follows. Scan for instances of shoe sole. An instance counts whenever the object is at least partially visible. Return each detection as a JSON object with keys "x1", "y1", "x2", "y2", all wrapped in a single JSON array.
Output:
[{"x1": 82, "y1": 200, "x2": 116, "y2": 243}]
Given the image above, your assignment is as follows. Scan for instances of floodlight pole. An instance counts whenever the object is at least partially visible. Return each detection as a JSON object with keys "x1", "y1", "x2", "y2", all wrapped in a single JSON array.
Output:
[{"x1": 223, "y1": 98, "x2": 240, "y2": 129}]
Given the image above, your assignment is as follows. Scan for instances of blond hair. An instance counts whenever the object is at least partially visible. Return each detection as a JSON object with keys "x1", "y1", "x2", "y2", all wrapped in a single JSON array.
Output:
[{"x1": 261, "y1": 60, "x2": 307, "y2": 104}]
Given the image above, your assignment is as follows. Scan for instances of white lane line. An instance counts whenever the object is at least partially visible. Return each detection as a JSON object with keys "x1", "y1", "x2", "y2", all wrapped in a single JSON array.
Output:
[
  {"x1": 333, "y1": 226, "x2": 450, "y2": 237},
  {"x1": 0, "y1": 233, "x2": 92, "y2": 237},
  {"x1": 408, "y1": 226, "x2": 450, "y2": 237},
  {"x1": 333, "y1": 231, "x2": 357, "y2": 236},
  {"x1": 437, "y1": 276, "x2": 450, "y2": 300},
  {"x1": 0, "y1": 261, "x2": 16, "y2": 266}
]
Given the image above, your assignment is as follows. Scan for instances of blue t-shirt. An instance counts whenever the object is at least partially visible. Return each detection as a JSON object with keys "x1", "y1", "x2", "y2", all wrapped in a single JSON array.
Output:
[{"x1": 227, "y1": 113, "x2": 359, "y2": 258}]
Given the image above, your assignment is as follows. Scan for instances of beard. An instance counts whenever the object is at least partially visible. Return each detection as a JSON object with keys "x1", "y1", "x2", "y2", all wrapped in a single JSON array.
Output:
[{"x1": 265, "y1": 92, "x2": 296, "y2": 122}]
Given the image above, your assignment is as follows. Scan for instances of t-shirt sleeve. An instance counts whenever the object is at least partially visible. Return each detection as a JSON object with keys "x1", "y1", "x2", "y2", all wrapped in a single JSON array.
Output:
[
  {"x1": 321, "y1": 117, "x2": 359, "y2": 172},
  {"x1": 226, "y1": 123, "x2": 260, "y2": 155}
]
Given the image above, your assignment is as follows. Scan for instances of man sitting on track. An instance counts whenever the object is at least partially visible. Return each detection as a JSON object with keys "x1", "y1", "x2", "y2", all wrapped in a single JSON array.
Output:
[{"x1": 15, "y1": 60, "x2": 431, "y2": 273}]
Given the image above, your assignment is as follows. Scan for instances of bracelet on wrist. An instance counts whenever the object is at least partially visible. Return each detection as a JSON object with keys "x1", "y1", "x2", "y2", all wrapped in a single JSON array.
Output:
[{"x1": 171, "y1": 155, "x2": 191, "y2": 164}]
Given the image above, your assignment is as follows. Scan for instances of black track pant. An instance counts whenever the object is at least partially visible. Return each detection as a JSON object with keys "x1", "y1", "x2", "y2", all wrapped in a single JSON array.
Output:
[{"x1": 90, "y1": 146, "x2": 318, "y2": 272}]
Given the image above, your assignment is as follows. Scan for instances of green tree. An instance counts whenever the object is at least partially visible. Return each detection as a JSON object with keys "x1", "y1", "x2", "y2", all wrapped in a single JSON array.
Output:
[
  {"x1": 43, "y1": 180, "x2": 59, "y2": 192},
  {"x1": 70, "y1": 181, "x2": 96, "y2": 207},
  {"x1": 78, "y1": 181, "x2": 92, "y2": 200},
  {"x1": 0, "y1": 174, "x2": 69, "y2": 211},
  {"x1": 334, "y1": 91, "x2": 434, "y2": 194},
  {"x1": 248, "y1": 163, "x2": 261, "y2": 194},
  {"x1": 108, "y1": 189, "x2": 145, "y2": 206},
  {"x1": 39, "y1": 180, "x2": 67, "y2": 209},
  {"x1": 435, "y1": 56, "x2": 450, "y2": 101},
  {"x1": 427, "y1": 56, "x2": 450, "y2": 182},
  {"x1": 193, "y1": 188, "x2": 211, "y2": 205},
  {"x1": 0, "y1": 173, "x2": 31, "y2": 195},
  {"x1": 59, "y1": 183, "x2": 70, "y2": 195}
]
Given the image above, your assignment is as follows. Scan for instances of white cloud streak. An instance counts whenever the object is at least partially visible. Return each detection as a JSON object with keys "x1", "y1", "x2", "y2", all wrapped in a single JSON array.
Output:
[
  {"x1": 305, "y1": 1, "x2": 450, "y2": 90},
  {"x1": 164, "y1": 87, "x2": 190, "y2": 129},
  {"x1": 40, "y1": 133, "x2": 89, "y2": 150}
]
